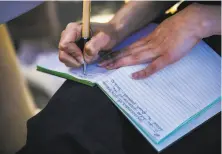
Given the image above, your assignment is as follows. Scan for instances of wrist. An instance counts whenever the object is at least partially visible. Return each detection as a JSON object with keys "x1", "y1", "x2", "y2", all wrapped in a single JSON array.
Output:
[
  {"x1": 108, "y1": 17, "x2": 126, "y2": 39},
  {"x1": 108, "y1": 21, "x2": 124, "y2": 44},
  {"x1": 189, "y1": 3, "x2": 221, "y2": 39},
  {"x1": 191, "y1": 3, "x2": 211, "y2": 39}
]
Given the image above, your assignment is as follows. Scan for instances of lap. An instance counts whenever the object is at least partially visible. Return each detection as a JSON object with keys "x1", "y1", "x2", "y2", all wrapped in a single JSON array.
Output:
[{"x1": 17, "y1": 80, "x2": 221, "y2": 154}]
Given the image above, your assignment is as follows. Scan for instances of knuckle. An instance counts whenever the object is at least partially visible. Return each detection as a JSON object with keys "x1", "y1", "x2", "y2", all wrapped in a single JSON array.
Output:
[
  {"x1": 150, "y1": 63, "x2": 158, "y2": 72},
  {"x1": 66, "y1": 22, "x2": 78, "y2": 29},
  {"x1": 61, "y1": 30, "x2": 65, "y2": 37},
  {"x1": 59, "y1": 51, "x2": 65, "y2": 62},
  {"x1": 66, "y1": 23, "x2": 73, "y2": 29},
  {"x1": 58, "y1": 42, "x2": 67, "y2": 50}
]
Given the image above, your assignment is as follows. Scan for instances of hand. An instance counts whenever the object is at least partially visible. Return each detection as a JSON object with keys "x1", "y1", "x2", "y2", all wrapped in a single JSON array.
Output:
[
  {"x1": 99, "y1": 3, "x2": 214, "y2": 79},
  {"x1": 58, "y1": 22, "x2": 119, "y2": 67}
]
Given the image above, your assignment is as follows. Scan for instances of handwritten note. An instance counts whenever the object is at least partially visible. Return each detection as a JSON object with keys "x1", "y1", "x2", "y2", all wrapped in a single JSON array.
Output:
[{"x1": 102, "y1": 79, "x2": 164, "y2": 139}]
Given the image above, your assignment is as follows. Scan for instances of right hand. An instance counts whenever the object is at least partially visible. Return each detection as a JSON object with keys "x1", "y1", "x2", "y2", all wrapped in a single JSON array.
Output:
[{"x1": 58, "y1": 22, "x2": 119, "y2": 67}]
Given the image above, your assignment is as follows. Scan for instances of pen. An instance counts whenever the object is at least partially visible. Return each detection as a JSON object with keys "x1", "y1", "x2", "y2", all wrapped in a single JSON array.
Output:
[{"x1": 81, "y1": 0, "x2": 91, "y2": 74}]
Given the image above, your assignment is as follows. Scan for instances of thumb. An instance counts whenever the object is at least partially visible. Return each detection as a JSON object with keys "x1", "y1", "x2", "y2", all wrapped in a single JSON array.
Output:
[{"x1": 84, "y1": 32, "x2": 111, "y2": 63}]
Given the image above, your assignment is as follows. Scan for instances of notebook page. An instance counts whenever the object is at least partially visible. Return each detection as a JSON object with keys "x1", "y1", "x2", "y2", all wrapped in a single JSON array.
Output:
[
  {"x1": 97, "y1": 41, "x2": 221, "y2": 143},
  {"x1": 37, "y1": 52, "x2": 114, "y2": 83}
]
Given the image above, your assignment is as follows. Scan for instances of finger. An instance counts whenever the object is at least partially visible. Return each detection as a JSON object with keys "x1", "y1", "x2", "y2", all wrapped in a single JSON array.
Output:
[
  {"x1": 66, "y1": 43, "x2": 84, "y2": 64},
  {"x1": 60, "y1": 30, "x2": 65, "y2": 39},
  {"x1": 59, "y1": 50, "x2": 81, "y2": 67},
  {"x1": 99, "y1": 43, "x2": 153, "y2": 67},
  {"x1": 99, "y1": 34, "x2": 154, "y2": 67},
  {"x1": 84, "y1": 32, "x2": 110, "y2": 63},
  {"x1": 102, "y1": 44, "x2": 159, "y2": 68},
  {"x1": 98, "y1": 50, "x2": 130, "y2": 67},
  {"x1": 59, "y1": 23, "x2": 81, "y2": 51},
  {"x1": 132, "y1": 55, "x2": 169, "y2": 79},
  {"x1": 106, "y1": 50, "x2": 157, "y2": 70},
  {"x1": 105, "y1": 56, "x2": 134, "y2": 69},
  {"x1": 98, "y1": 58, "x2": 115, "y2": 67},
  {"x1": 126, "y1": 33, "x2": 153, "y2": 50},
  {"x1": 58, "y1": 30, "x2": 65, "y2": 49}
]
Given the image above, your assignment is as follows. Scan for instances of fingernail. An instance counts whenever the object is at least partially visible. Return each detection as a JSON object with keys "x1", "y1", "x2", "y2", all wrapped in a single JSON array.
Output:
[{"x1": 106, "y1": 64, "x2": 114, "y2": 70}]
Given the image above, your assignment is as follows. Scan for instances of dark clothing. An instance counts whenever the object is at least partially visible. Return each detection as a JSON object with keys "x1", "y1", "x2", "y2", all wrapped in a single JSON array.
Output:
[{"x1": 17, "y1": 81, "x2": 221, "y2": 154}]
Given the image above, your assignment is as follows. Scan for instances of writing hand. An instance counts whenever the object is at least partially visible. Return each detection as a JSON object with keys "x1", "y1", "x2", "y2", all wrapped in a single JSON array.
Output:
[{"x1": 58, "y1": 22, "x2": 119, "y2": 67}]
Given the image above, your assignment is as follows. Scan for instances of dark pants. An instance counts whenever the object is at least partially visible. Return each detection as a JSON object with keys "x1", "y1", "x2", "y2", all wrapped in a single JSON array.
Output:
[{"x1": 17, "y1": 80, "x2": 221, "y2": 154}]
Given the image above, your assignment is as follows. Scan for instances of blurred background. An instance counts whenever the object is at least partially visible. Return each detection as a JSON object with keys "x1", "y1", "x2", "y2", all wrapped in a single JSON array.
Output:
[
  {"x1": 7, "y1": 1, "x2": 124, "y2": 111},
  {"x1": 0, "y1": 1, "x2": 125, "y2": 154}
]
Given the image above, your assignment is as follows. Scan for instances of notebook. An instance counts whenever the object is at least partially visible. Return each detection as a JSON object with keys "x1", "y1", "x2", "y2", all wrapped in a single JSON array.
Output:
[{"x1": 37, "y1": 23, "x2": 221, "y2": 151}]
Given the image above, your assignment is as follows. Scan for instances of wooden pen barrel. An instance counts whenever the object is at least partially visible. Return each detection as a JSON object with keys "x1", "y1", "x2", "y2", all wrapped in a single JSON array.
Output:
[{"x1": 82, "y1": 0, "x2": 91, "y2": 38}]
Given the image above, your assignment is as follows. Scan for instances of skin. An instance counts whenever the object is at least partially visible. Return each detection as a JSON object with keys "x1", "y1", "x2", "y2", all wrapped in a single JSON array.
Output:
[
  {"x1": 99, "y1": 3, "x2": 221, "y2": 79},
  {"x1": 59, "y1": 2, "x2": 221, "y2": 80},
  {"x1": 58, "y1": 1, "x2": 175, "y2": 67}
]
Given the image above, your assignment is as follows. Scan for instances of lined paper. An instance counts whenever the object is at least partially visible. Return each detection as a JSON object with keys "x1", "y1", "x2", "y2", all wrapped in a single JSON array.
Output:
[{"x1": 98, "y1": 40, "x2": 221, "y2": 143}]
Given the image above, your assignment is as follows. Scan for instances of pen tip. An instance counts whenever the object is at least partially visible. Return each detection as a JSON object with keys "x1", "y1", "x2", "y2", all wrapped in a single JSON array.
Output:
[{"x1": 83, "y1": 62, "x2": 87, "y2": 75}]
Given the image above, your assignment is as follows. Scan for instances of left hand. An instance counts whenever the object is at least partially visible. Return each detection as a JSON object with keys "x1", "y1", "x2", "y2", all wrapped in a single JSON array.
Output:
[{"x1": 99, "y1": 3, "x2": 208, "y2": 79}]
